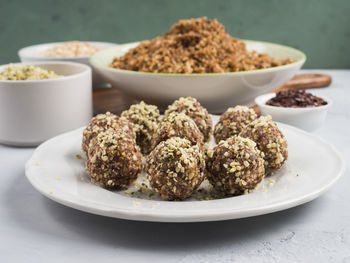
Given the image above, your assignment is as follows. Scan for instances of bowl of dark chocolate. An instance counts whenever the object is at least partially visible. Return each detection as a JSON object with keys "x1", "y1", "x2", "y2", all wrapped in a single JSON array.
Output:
[{"x1": 255, "y1": 90, "x2": 331, "y2": 132}]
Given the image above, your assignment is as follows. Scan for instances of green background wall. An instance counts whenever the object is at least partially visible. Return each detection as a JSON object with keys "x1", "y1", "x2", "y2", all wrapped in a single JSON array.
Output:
[{"x1": 1, "y1": 0, "x2": 349, "y2": 68}]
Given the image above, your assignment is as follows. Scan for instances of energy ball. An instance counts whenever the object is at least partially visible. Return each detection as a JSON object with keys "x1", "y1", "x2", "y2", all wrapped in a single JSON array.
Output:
[
  {"x1": 214, "y1": 105, "x2": 257, "y2": 143},
  {"x1": 206, "y1": 135, "x2": 265, "y2": 196},
  {"x1": 240, "y1": 115, "x2": 288, "y2": 174},
  {"x1": 82, "y1": 112, "x2": 135, "y2": 154},
  {"x1": 86, "y1": 128, "x2": 142, "y2": 189},
  {"x1": 121, "y1": 101, "x2": 160, "y2": 154},
  {"x1": 146, "y1": 137, "x2": 205, "y2": 200},
  {"x1": 151, "y1": 112, "x2": 204, "y2": 151},
  {"x1": 164, "y1": 97, "x2": 212, "y2": 142}
]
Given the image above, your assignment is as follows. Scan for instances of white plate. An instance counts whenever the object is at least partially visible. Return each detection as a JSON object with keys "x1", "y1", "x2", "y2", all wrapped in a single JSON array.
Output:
[{"x1": 25, "y1": 116, "x2": 344, "y2": 222}]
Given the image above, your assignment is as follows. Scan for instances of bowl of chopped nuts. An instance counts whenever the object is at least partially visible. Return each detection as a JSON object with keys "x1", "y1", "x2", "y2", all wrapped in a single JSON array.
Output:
[
  {"x1": 90, "y1": 18, "x2": 306, "y2": 113},
  {"x1": 0, "y1": 62, "x2": 92, "y2": 146},
  {"x1": 18, "y1": 41, "x2": 116, "y2": 87},
  {"x1": 255, "y1": 90, "x2": 331, "y2": 132}
]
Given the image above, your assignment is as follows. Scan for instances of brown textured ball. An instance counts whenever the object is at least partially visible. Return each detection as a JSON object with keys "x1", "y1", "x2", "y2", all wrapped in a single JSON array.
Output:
[
  {"x1": 239, "y1": 115, "x2": 288, "y2": 174},
  {"x1": 121, "y1": 101, "x2": 160, "y2": 154},
  {"x1": 164, "y1": 97, "x2": 212, "y2": 142},
  {"x1": 82, "y1": 112, "x2": 135, "y2": 154},
  {"x1": 206, "y1": 135, "x2": 265, "y2": 196},
  {"x1": 214, "y1": 105, "x2": 257, "y2": 143},
  {"x1": 151, "y1": 112, "x2": 204, "y2": 151},
  {"x1": 146, "y1": 137, "x2": 205, "y2": 200},
  {"x1": 86, "y1": 128, "x2": 142, "y2": 189}
]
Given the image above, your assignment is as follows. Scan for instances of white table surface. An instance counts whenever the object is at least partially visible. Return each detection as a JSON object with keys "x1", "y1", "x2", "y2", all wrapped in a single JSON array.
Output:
[{"x1": 0, "y1": 70, "x2": 349, "y2": 263}]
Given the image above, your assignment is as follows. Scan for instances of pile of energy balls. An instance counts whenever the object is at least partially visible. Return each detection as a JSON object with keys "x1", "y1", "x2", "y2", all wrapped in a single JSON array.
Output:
[{"x1": 82, "y1": 97, "x2": 288, "y2": 201}]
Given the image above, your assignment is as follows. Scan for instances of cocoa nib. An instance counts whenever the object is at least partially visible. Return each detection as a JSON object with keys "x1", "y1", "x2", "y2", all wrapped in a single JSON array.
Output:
[{"x1": 266, "y1": 89, "x2": 328, "y2": 108}]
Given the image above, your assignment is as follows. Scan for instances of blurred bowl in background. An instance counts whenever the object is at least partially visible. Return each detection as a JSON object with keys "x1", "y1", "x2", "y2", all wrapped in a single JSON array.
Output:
[
  {"x1": 18, "y1": 41, "x2": 116, "y2": 87},
  {"x1": 0, "y1": 62, "x2": 92, "y2": 146},
  {"x1": 255, "y1": 93, "x2": 331, "y2": 132},
  {"x1": 90, "y1": 40, "x2": 306, "y2": 113}
]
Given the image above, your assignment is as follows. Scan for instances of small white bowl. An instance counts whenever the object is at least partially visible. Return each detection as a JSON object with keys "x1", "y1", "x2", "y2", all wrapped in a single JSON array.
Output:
[
  {"x1": 255, "y1": 93, "x2": 331, "y2": 132},
  {"x1": 18, "y1": 41, "x2": 116, "y2": 87},
  {"x1": 0, "y1": 62, "x2": 92, "y2": 146},
  {"x1": 90, "y1": 40, "x2": 306, "y2": 113}
]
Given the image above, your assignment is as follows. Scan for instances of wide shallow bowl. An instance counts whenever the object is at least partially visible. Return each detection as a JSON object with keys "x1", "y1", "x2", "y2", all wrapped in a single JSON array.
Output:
[
  {"x1": 18, "y1": 41, "x2": 116, "y2": 87},
  {"x1": 255, "y1": 93, "x2": 331, "y2": 132},
  {"x1": 0, "y1": 62, "x2": 92, "y2": 146},
  {"x1": 25, "y1": 115, "x2": 344, "y2": 222},
  {"x1": 90, "y1": 40, "x2": 306, "y2": 113}
]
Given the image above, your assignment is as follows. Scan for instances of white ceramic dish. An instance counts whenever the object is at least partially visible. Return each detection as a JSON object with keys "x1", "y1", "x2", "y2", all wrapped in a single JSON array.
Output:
[
  {"x1": 25, "y1": 115, "x2": 344, "y2": 222},
  {"x1": 90, "y1": 40, "x2": 306, "y2": 113},
  {"x1": 0, "y1": 62, "x2": 92, "y2": 146},
  {"x1": 255, "y1": 93, "x2": 331, "y2": 132},
  {"x1": 18, "y1": 41, "x2": 116, "y2": 87}
]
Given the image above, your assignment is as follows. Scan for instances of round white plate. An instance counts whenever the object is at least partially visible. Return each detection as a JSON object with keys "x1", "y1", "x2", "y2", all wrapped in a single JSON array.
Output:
[{"x1": 25, "y1": 116, "x2": 344, "y2": 222}]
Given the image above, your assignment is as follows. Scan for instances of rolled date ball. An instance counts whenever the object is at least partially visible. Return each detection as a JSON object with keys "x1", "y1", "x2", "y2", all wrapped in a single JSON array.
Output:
[
  {"x1": 121, "y1": 101, "x2": 160, "y2": 155},
  {"x1": 146, "y1": 137, "x2": 205, "y2": 201},
  {"x1": 164, "y1": 96, "x2": 212, "y2": 142},
  {"x1": 206, "y1": 135, "x2": 265, "y2": 196},
  {"x1": 86, "y1": 128, "x2": 142, "y2": 189},
  {"x1": 240, "y1": 115, "x2": 288, "y2": 174},
  {"x1": 151, "y1": 112, "x2": 204, "y2": 151},
  {"x1": 214, "y1": 105, "x2": 257, "y2": 143},
  {"x1": 82, "y1": 112, "x2": 135, "y2": 154}
]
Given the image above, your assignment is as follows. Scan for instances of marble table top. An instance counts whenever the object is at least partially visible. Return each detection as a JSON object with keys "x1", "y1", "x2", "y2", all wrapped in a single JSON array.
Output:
[{"x1": 0, "y1": 70, "x2": 349, "y2": 263}]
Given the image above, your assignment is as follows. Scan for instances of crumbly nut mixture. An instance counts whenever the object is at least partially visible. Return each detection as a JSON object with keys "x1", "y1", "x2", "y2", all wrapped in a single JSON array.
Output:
[
  {"x1": 110, "y1": 17, "x2": 293, "y2": 73},
  {"x1": 164, "y1": 96, "x2": 212, "y2": 142},
  {"x1": 146, "y1": 137, "x2": 205, "y2": 200},
  {"x1": 206, "y1": 135, "x2": 265, "y2": 196},
  {"x1": 121, "y1": 101, "x2": 160, "y2": 154},
  {"x1": 82, "y1": 112, "x2": 135, "y2": 154},
  {"x1": 214, "y1": 105, "x2": 257, "y2": 143},
  {"x1": 39, "y1": 41, "x2": 100, "y2": 57},
  {"x1": 0, "y1": 64, "x2": 61, "y2": 80},
  {"x1": 240, "y1": 115, "x2": 288, "y2": 174},
  {"x1": 86, "y1": 128, "x2": 142, "y2": 189},
  {"x1": 151, "y1": 112, "x2": 204, "y2": 152}
]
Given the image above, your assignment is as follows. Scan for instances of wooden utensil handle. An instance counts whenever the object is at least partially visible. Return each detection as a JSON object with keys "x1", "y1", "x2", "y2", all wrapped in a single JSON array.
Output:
[{"x1": 275, "y1": 73, "x2": 332, "y2": 92}]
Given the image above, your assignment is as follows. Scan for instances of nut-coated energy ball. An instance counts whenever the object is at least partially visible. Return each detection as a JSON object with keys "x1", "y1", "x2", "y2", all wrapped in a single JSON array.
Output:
[
  {"x1": 164, "y1": 97, "x2": 212, "y2": 142},
  {"x1": 122, "y1": 101, "x2": 160, "y2": 154},
  {"x1": 206, "y1": 135, "x2": 265, "y2": 196},
  {"x1": 86, "y1": 128, "x2": 142, "y2": 189},
  {"x1": 240, "y1": 115, "x2": 288, "y2": 174},
  {"x1": 151, "y1": 112, "x2": 204, "y2": 151},
  {"x1": 146, "y1": 137, "x2": 205, "y2": 200},
  {"x1": 82, "y1": 112, "x2": 135, "y2": 154},
  {"x1": 214, "y1": 105, "x2": 257, "y2": 143}
]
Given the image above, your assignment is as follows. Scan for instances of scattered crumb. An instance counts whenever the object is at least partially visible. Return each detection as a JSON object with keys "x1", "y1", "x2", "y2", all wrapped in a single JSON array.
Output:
[
  {"x1": 261, "y1": 186, "x2": 267, "y2": 192},
  {"x1": 55, "y1": 176, "x2": 61, "y2": 181},
  {"x1": 49, "y1": 190, "x2": 54, "y2": 194},
  {"x1": 268, "y1": 178, "x2": 275, "y2": 187},
  {"x1": 151, "y1": 203, "x2": 161, "y2": 209},
  {"x1": 125, "y1": 189, "x2": 132, "y2": 195},
  {"x1": 76, "y1": 154, "x2": 82, "y2": 159},
  {"x1": 132, "y1": 201, "x2": 141, "y2": 207},
  {"x1": 296, "y1": 174, "x2": 300, "y2": 177}
]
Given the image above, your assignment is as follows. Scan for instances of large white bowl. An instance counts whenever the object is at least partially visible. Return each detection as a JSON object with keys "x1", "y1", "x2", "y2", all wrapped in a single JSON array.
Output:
[
  {"x1": 0, "y1": 62, "x2": 92, "y2": 146},
  {"x1": 255, "y1": 93, "x2": 331, "y2": 132},
  {"x1": 18, "y1": 41, "x2": 116, "y2": 87},
  {"x1": 90, "y1": 40, "x2": 306, "y2": 113}
]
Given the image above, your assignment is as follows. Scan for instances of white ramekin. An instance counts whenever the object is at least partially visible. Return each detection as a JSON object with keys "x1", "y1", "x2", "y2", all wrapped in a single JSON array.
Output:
[
  {"x1": 255, "y1": 93, "x2": 331, "y2": 132},
  {"x1": 0, "y1": 61, "x2": 92, "y2": 146}
]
